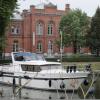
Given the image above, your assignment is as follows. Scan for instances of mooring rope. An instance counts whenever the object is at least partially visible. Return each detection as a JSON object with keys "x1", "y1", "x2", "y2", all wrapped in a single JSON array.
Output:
[
  {"x1": 15, "y1": 72, "x2": 38, "y2": 96},
  {"x1": 15, "y1": 79, "x2": 32, "y2": 96},
  {"x1": 79, "y1": 72, "x2": 95, "y2": 99}
]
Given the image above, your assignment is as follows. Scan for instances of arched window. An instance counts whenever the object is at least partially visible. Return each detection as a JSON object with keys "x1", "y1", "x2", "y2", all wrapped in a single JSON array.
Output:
[
  {"x1": 37, "y1": 41, "x2": 42, "y2": 52},
  {"x1": 36, "y1": 21, "x2": 43, "y2": 35},
  {"x1": 48, "y1": 22, "x2": 53, "y2": 35},
  {"x1": 12, "y1": 40, "x2": 19, "y2": 52}
]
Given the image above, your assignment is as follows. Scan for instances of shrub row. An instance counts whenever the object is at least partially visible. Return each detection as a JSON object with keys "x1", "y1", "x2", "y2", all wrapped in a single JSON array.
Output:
[
  {"x1": 0, "y1": 55, "x2": 100, "y2": 64},
  {"x1": 46, "y1": 56, "x2": 100, "y2": 62},
  {"x1": 0, "y1": 60, "x2": 12, "y2": 64}
]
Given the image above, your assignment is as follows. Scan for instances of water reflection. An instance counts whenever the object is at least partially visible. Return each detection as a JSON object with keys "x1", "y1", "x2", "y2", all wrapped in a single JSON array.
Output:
[
  {"x1": 0, "y1": 85, "x2": 80, "y2": 100},
  {"x1": 21, "y1": 89, "x2": 80, "y2": 100},
  {"x1": 0, "y1": 73, "x2": 100, "y2": 100}
]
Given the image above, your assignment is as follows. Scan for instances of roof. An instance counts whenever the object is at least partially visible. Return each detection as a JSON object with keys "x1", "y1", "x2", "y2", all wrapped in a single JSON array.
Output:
[
  {"x1": 45, "y1": 2, "x2": 57, "y2": 8},
  {"x1": 35, "y1": 2, "x2": 56, "y2": 9},
  {"x1": 11, "y1": 12, "x2": 23, "y2": 20}
]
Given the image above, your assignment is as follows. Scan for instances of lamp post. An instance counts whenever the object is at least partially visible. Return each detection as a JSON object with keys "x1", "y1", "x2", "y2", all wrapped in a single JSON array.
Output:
[
  {"x1": 48, "y1": 41, "x2": 51, "y2": 57},
  {"x1": 60, "y1": 31, "x2": 63, "y2": 63}
]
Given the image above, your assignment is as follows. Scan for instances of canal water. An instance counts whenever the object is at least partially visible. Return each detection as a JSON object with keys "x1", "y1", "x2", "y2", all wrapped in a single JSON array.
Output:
[
  {"x1": 0, "y1": 85, "x2": 80, "y2": 100},
  {"x1": 0, "y1": 73, "x2": 100, "y2": 100}
]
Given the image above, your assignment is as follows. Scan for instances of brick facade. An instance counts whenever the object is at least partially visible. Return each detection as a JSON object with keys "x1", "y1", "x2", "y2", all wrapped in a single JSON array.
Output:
[
  {"x1": 4, "y1": 3, "x2": 89, "y2": 55},
  {"x1": 5, "y1": 3, "x2": 70, "y2": 55}
]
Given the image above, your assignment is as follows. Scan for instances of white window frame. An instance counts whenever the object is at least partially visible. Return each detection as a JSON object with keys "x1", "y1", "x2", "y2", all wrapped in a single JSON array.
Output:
[
  {"x1": 48, "y1": 23, "x2": 53, "y2": 35},
  {"x1": 36, "y1": 22, "x2": 43, "y2": 35},
  {"x1": 12, "y1": 41, "x2": 19, "y2": 52},
  {"x1": 37, "y1": 42, "x2": 42, "y2": 52}
]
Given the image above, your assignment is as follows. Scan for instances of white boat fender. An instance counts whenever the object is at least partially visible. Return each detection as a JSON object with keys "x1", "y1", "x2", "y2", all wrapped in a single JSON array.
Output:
[
  {"x1": 60, "y1": 81, "x2": 65, "y2": 89},
  {"x1": 49, "y1": 80, "x2": 52, "y2": 87}
]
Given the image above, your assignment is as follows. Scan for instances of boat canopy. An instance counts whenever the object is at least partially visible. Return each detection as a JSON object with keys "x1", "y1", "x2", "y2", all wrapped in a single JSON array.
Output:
[
  {"x1": 13, "y1": 52, "x2": 45, "y2": 61},
  {"x1": 11, "y1": 52, "x2": 61, "y2": 66}
]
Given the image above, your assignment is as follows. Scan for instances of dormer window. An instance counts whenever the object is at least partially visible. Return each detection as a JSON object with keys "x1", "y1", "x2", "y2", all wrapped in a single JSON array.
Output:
[{"x1": 11, "y1": 26, "x2": 20, "y2": 35}]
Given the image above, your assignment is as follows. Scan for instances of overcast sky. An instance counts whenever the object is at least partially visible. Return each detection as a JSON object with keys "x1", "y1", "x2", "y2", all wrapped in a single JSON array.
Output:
[{"x1": 17, "y1": 0, "x2": 100, "y2": 17}]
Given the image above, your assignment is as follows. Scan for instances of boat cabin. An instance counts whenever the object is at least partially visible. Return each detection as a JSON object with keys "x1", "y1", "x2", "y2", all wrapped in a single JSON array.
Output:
[{"x1": 11, "y1": 52, "x2": 62, "y2": 72}]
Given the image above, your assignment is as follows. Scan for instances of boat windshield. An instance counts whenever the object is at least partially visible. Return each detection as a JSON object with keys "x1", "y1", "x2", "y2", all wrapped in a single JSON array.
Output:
[{"x1": 13, "y1": 52, "x2": 45, "y2": 61}]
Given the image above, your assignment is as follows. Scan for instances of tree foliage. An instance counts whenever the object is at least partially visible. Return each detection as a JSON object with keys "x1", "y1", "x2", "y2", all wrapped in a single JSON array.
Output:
[
  {"x1": 0, "y1": 0, "x2": 17, "y2": 54},
  {"x1": 86, "y1": 7, "x2": 100, "y2": 56},
  {"x1": 59, "y1": 9, "x2": 90, "y2": 54}
]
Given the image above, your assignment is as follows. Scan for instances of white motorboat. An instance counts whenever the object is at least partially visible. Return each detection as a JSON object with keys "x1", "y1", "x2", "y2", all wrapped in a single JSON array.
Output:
[{"x1": 0, "y1": 52, "x2": 90, "y2": 91}]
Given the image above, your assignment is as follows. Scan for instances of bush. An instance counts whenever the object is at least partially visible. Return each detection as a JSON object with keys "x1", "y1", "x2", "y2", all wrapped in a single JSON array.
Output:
[
  {"x1": 46, "y1": 54, "x2": 100, "y2": 62},
  {"x1": 0, "y1": 60, "x2": 12, "y2": 64}
]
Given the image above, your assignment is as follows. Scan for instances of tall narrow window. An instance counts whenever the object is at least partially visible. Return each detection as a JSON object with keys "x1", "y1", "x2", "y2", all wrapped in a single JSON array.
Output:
[
  {"x1": 36, "y1": 22, "x2": 43, "y2": 35},
  {"x1": 37, "y1": 41, "x2": 42, "y2": 52},
  {"x1": 11, "y1": 26, "x2": 15, "y2": 33},
  {"x1": 16, "y1": 27, "x2": 19, "y2": 34},
  {"x1": 12, "y1": 40, "x2": 19, "y2": 52},
  {"x1": 48, "y1": 40, "x2": 53, "y2": 54},
  {"x1": 48, "y1": 22, "x2": 53, "y2": 35}
]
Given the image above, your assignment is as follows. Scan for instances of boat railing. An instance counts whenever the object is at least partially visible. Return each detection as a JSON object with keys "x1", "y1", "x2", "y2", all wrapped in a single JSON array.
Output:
[{"x1": 64, "y1": 63, "x2": 92, "y2": 72}]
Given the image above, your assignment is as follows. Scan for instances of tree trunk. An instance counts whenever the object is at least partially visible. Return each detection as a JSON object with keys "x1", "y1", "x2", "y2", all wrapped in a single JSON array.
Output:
[
  {"x1": 0, "y1": 52, "x2": 2, "y2": 60},
  {"x1": 73, "y1": 41, "x2": 77, "y2": 54},
  {"x1": 96, "y1": 49, "x2": 99, "y2": 57}
]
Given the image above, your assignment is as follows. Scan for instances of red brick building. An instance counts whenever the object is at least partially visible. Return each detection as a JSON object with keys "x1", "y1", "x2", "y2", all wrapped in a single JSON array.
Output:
[{"x1": 5, "y1": 2, "x2": 71, "y2": 56}]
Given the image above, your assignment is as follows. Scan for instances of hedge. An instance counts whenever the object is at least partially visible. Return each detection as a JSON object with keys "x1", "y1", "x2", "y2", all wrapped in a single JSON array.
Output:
[
  {"x1": 46, "y1": 55, "x2": 100, "y2": 62},
  {"x1": 0, "y1": 55, "x2": 100, "y2": 64}
]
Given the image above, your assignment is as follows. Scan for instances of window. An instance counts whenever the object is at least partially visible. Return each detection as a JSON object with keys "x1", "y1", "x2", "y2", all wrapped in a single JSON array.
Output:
[
  {"x1": 11, "y1": 26, "x2": 15, "y2": 33},
  {"x1": 16, "y1": 27, "x2": 19, "y2": 33},
  {"x1": 48, "y1": 22, "x2": 53, "y2": 35},
  {"x1": 11, "y1": 26, "x2": 20, "y2": 35},
  {"x1": 21, "y1": 65, "x2": 41, "y2": 72},
  {"x1": 48, "y1": 40, "x2": 53, "y2": 53},
  {"x1": 37, "y1": 41, "x2": 42, "y2": 52},
  {"x1": 12, "y1": 40, "x2": 19, "y2": 52},
  {"x1": 36, "y1": 22, "x2": 43, "y2": 35}
]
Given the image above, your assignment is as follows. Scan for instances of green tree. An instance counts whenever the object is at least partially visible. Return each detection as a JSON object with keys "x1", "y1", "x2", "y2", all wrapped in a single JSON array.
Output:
[
  {"x1": 59, "y1": 9, "x2": 90, "y2": 54},
  {"x1": 86, "y1": 7, "x2": 100, "y2": 56},
  {"x1": 0, "y1": 0, "x2": 17, "y2": 58}
]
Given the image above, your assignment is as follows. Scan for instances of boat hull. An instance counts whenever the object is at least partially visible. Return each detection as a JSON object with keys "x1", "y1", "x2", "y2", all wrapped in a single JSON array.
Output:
[{"x1": 0, "y1": 75, "x2": 86, "y2": 91}]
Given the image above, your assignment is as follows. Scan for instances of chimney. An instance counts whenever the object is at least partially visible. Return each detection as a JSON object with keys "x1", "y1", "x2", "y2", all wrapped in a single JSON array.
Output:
[
  {"x1": 23, "y1": 9, "x2": 28, "y2": 13},
  {"x1": 65, "y1": 4, "x2": 70, "y2": 10},
  {"x1": 30, "y1": 5, "x2": 35, "y2": 13},
  {"x1": 22, "y1": 9, "x2": 28, "y2": 17}
]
